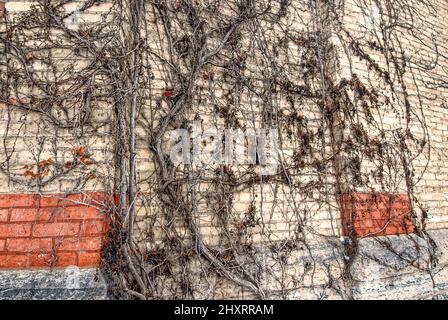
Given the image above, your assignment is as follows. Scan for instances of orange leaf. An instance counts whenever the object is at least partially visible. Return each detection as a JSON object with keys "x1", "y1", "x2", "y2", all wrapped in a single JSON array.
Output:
[
  {"x1": 8, "y1": 97, "x2": 18, "y2": 105},
  {"x1": 23, "y1": 170, "x2": 33, "y2": 177},
  {"x1": 163, "y1": 89, "x2": 174, "y2": 97},
  {"x1": 78, "y1": 146, "x2": 86, "y2": 157},
  {"x1": 38, "y1": 158, "x2": 54, "y2": 169}
]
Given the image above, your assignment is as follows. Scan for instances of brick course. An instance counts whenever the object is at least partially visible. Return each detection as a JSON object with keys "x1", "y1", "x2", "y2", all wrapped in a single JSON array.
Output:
[
  {"x1": 0, "y1": 193, "x2": 110, "y2": 269},
  {"x1": 342, "y1": 192, "x2": 415, "y2": 237}
]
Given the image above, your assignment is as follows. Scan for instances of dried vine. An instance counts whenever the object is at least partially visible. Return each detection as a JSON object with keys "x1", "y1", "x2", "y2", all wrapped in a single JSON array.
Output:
[{"x1": 1, "y1": 0, "x2": 446, "y2": 299}]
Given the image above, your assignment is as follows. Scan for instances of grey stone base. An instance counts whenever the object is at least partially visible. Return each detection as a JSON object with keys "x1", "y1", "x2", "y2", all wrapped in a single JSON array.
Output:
[
  {"x1": 0, "y1": 268, "x2": 108, "y2": 300},
  {"x1": 1, "y1": 229, "x2": 448, "y2": 300},
  {"x1": 351, "y1": 229, "x2": 448, "y2": 300}
]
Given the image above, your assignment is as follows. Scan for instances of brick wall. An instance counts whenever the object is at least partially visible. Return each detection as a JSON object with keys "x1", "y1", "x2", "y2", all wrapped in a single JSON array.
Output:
[
  {"x1": 0, "y1": 0, "x2": 447, "y2": 300},
  {"x1": 0, "y1": 0, "x2": 114, "y2": 271},
  {"x1": 0, "y1": 193, "x2": 110, "y2": 268},
  {"x1": 0, "y1": 1, "x2": 4, "y2": 18},
  {"x1": 335, "y1": 0, "x2": 448, "y2": 233},
  {"x1": 342, "y1": 192, "x2": 415, "y2": 238}
]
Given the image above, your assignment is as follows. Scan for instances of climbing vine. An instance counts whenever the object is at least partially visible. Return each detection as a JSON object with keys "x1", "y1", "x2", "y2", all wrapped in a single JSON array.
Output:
[{"x1": 1, "y1": 0, "x2": 446, "y2": 299}]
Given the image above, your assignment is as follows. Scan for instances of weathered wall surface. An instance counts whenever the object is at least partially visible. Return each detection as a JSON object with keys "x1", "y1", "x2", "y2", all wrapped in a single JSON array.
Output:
[
  {"x1": 0, "y1": 0, "x2": 447, "y2": 300},
  {"x1": 335, "y1": 0, "x2": 448, "y2": 299},
  {"x1": 351, "y1": 229, "x2": 448, "y2": 300},
  {"x1": 334, "y1": 0, "x2": 448, "y2": 231},
  {"x1": 0, "y1": 267, "x2": 108, "y2": 299},
  {"x1": 0, "y1": 0, "x2": 114, "y2": 297}
]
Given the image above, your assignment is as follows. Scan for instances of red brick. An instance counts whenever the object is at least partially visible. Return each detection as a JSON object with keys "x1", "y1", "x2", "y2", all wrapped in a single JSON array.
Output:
[
  {"x1": 0, "y1": 254, "x2": 27, "y2": 268},
  {"x1": 0, "y1": 192, "x2": 111, "y2": 269},
  {"x1": 0, "y1": 2, "x2": 4, "y2": 18},
  {"x1": 353, "y1": 219, "x2": 374, "y2": 228},
  {"x1": 360, "y1": 227, "x2": 385, "y2": 237},
  {"x1": 28, "y1": 253, "x2": 54, "y2": 268},
  {"x1": 9, "y1": 208, "x2": 37, "y2": 222},
  {"x1": 0, "y1": 209, "x2": 8, "y2": 222},
  {"x1": 391, "y1": 208, "x2": 413, "y2": 218},
  {"x1": 352, "y1": 228, "x2": 366, "y2": 237},
  {"x1": 80, "y1": 220, "x2": 106, "y2": 236},
  {"x1": 29, "y1": 252, "x2": 77, "y2": 268},
  {"x1": 0, "y1": 224, "x2": 32, "y2": 238},
  {"x1": 57, "y1": 237, "x2": 102, "y2": 251},
  {"x1": 6, "y1": 238, "x2": 53, "y2": 252},
  {"x1": 367, "y1": 209, "x2": 385, "y2": 220},
  {"x1": 36, "y1": 208, "x2": 60, "y2": 222},
  {"x1": 56, "y1": 252, "x2": 79, "y2": 267},
  {"x1": 59, "y1": 206, "x2": 104, "y2": 221},
  {"x1": 36, "y1": 195, "x2": 82, "y2": 208},
  {"x1": 342, "y1": 192, "x2": 414, "y2": 238},
  {"x1": 0, "y1": 194, "x2": 36, "y2": 209},
  {"x1": 372, "y1": 220, "x2": 389, "y2": 230},
  {"x1": 78, "y1": 251, "x2": 102, "y2": 267},
  {"x1": 384, "y1": 226, "x2": 402, "y2": 236},
  {"x1": 33, "y1": 222, "x2": 80, "y2": 237},
  {"x1": 36, "y1": 195, "x2": 71, "y2": 208}
]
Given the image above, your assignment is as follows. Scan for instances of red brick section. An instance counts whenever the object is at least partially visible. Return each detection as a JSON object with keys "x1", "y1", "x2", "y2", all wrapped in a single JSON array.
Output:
[
  {"x1": 342, "y1": 192, "x2": 415, "y2": 238},
  {"x1": 0, "y1": 192, "x2": 111, "y2": 269},
  {"x1": 0, "y1": 1, "x2": 5, "y2": 18}
]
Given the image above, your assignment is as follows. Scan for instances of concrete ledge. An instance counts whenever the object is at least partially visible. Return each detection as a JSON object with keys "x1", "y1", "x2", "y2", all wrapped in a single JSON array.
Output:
[
  {"x1": 1, "y1": 229, "x2": 447, "y2": 300},
  {"x1": 0, "y1": 268, "x2": 108, "y2": 300},
  {"x1": 351, "y1": 229, "x2": 448, "y2": 299}
]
